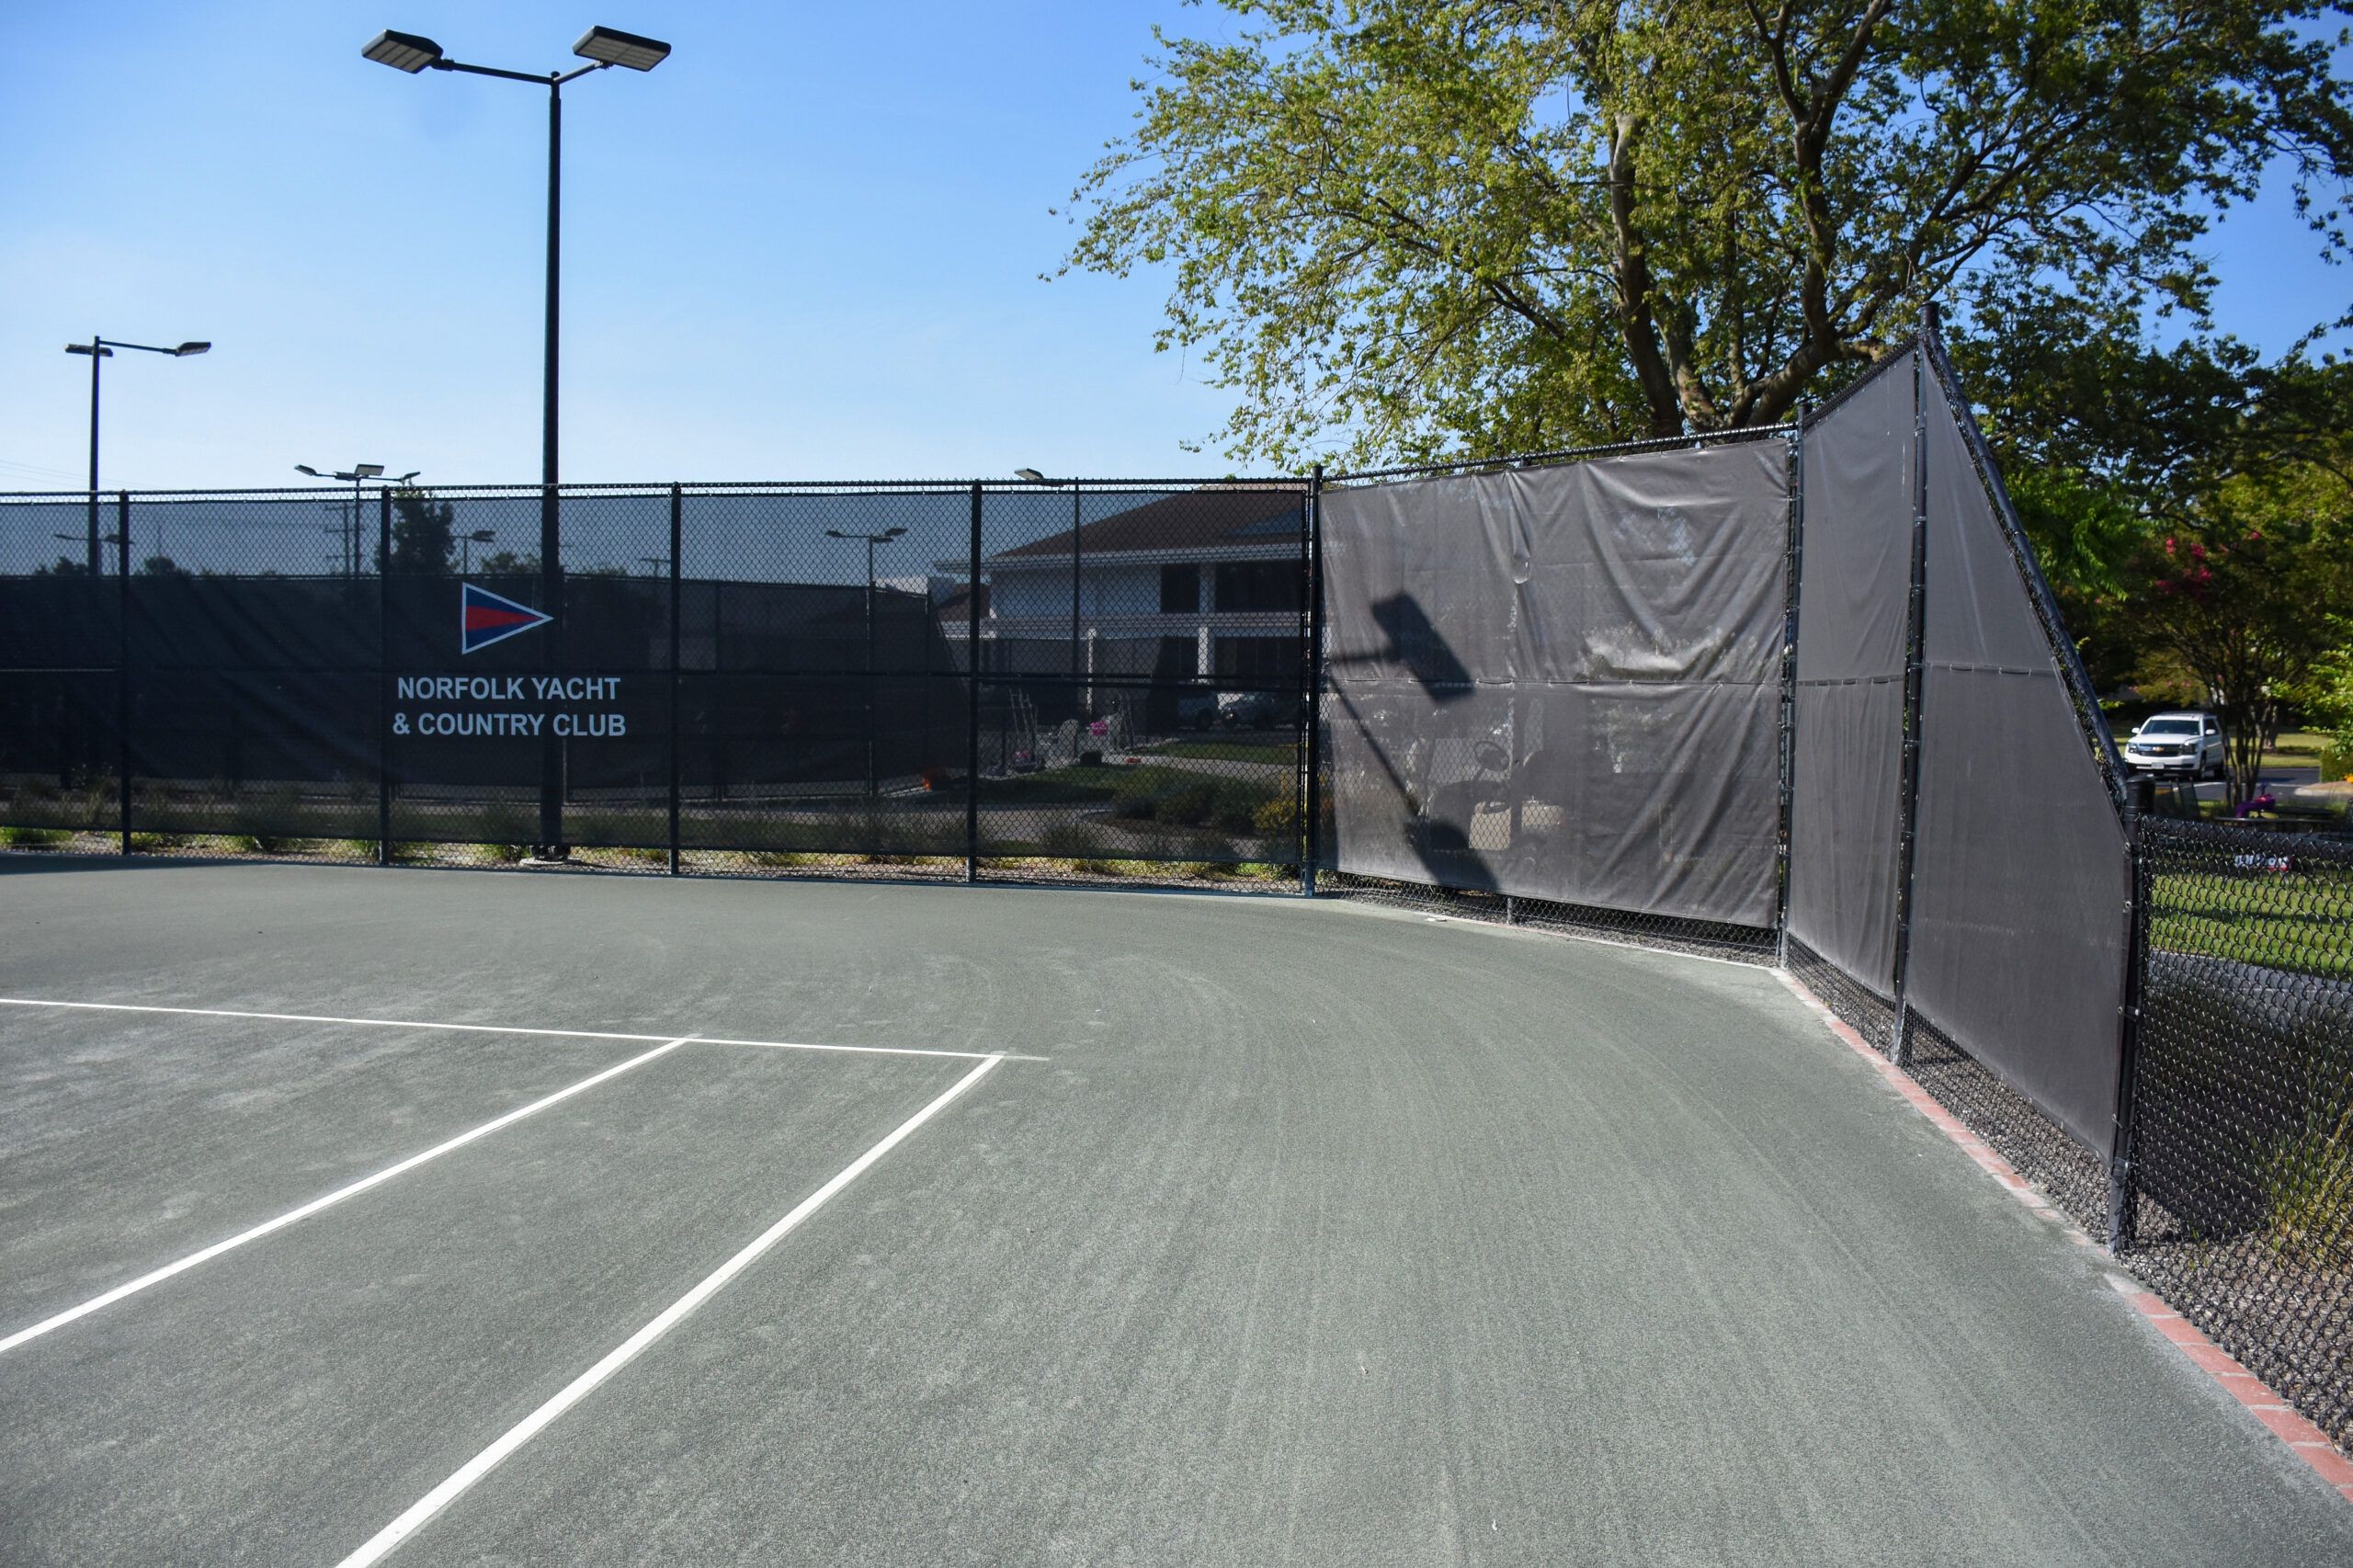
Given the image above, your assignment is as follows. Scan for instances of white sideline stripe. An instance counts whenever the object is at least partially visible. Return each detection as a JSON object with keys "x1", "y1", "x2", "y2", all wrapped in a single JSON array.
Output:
[
  {"x1": 0, "y1": 997, "x2": 1000, "y2": 1062},
  {"x1": 336, "y1": 1052, "x2": 1004, "y2": 1568},
  {"x1": 0, "y1": 1035, "x2": 699, "y2": 1358}
]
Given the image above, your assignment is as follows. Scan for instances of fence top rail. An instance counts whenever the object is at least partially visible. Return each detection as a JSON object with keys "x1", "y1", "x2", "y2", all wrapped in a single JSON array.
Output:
[
  {"x1": 1323, "y1": 424, "x2": 1798, "y2": 485},
  {"x1": 0, "y1": 476, "x2": 1310, "y2": 503}
]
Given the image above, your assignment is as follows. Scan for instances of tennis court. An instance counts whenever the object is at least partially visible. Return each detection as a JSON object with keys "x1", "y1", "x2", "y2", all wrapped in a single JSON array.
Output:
[{"x1": 2, "y1": 855, "x2": 2347, "y2": 1565}]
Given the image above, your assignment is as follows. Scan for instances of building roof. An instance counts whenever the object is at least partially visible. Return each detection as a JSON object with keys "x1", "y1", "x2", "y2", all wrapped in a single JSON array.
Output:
[{"x1": 992, "y1": 486, "x2": 1305, "y2": 562}]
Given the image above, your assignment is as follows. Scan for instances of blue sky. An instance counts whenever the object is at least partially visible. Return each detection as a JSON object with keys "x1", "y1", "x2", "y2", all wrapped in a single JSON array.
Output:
[{"x1": 2, "y1": 0, "x2": 2345, "y2": 492}]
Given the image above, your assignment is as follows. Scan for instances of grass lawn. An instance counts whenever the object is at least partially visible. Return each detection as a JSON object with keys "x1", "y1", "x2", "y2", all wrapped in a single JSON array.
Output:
[
  {"x1": 1147, "y1": 737, "x2": 1301, "y2": 765},
  {"x1": 2150, "y1": 864, "x2": 2353, "y2": 980},
  {"x1": 2260, "y1": 729, "x2": 2332, "y2": 773}
]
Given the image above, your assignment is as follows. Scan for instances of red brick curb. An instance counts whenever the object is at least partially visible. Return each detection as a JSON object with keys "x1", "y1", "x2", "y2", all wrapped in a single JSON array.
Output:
[{"x1": 1772, "y1": 968, "x2": 2353, "y2": 1506}]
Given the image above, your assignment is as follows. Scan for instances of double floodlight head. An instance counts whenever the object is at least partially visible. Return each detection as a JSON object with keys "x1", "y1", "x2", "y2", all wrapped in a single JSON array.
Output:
[
  {"x1": 365, "y1": 25, "x2": 670, "y2": 77},
  {"x1": 66, "y1": 339, "x2": 208, "y2": 358}
]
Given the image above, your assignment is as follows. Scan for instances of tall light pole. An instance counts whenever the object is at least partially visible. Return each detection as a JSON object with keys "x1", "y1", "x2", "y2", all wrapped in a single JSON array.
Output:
[
  {"x1": 296, "y1": 465, "x2": 419, "y2": 574},
  {"x1": 63, "y1": 336, "x2": 210, "y2": 573},
  {"x1": 365, "y1": 24, "x2": 671, "y2": 856},
  {"x1": 827, "y1": 526, "x2": 907, "y2": 796},
  {"x1": 1017, "y1": 468, "x2": 1086, "y2": 714},
  {"x1": 466, "y1": 530, "x2": 498, "y2": 574}
]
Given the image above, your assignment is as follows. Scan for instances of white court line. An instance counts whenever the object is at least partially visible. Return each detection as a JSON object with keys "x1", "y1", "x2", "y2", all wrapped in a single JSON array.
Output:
[
  {"x1": 0, "y1": 1035, "x2": 699, "y2": 1358},
  {"x1": 0, "y1": 996, "x2": 1010, "y2": 1062},
  {"x1": 336, "y1": 1051, "x2": 1004, "y2": 1568}
]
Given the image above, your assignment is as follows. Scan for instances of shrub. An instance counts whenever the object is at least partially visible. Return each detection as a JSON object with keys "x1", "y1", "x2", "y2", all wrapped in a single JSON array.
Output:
[
  {"x1": 1254, "y1": 794, "x2": 1302, "y2": 839},
  {"x1": 0, "y1": 825, "x2": 71, "y2": 847},
  {"x1": 1038, "y1": 822, "x2": 1101, "y2": 858}
]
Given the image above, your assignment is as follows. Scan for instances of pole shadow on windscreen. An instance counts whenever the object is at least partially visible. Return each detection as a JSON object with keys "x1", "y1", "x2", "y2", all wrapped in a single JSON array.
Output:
[{"x1": 1326, "y1": 592, "x2": 1506, "y2": 894}]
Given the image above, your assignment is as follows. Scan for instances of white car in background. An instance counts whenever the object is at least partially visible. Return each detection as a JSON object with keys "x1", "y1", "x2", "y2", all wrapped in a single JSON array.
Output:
[{"x1": 2122, "y1": 711, "x2": 2227, "y2": 779}]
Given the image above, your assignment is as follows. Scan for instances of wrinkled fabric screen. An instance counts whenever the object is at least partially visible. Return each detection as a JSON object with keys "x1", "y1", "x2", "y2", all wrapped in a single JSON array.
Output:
[
  {"x1": 1323, "y1": 442, "x2": 1789, "y2": 927},
  {"x1": 1904, "y1": 372, "x2": 2128, "y2": 1155},
  {"x1": 1784, "y1": 358, "x2": 1914, "y2": 992}
]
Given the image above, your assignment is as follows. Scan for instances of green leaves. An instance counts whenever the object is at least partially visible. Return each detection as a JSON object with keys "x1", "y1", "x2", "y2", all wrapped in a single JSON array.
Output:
[{"x1": 1061, "y1": 0, "x2": 2353, "y2": 467}]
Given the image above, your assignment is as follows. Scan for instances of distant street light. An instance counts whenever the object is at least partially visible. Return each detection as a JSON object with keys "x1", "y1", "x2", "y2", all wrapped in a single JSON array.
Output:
[
  {"x1": 366, "y1": 22, "x2": 672, "y2": 857},
  {"x1": 464, "y1": 529, "x2": 498, "y2": 574},
  {"x1": 63, "y1": 335, "x2": 210, "y2": 572},
  {"x1": 295, "y1": 463, "x2": 420, "y2": 575},
  {"x1": 1017, "y1": 467, "x2": 1086, "y2": 705},
  {"x1": 827, "y1": 526, "x2": 909, "y2": 796}
]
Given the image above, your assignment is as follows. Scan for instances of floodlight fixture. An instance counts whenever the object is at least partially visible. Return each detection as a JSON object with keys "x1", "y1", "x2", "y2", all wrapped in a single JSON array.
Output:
[
  {"x1": 64, "y1": 343, "x2": 112, "y2": 358},
  {"x1": 573, "y1": 26, "x2": 670, "y2": 71},
  {"x1": 356, "y1": 462, "x2": 386, "y2": 478},
  {"x1": 295, "y1": 464, "x2": 322, "y2": 477},
  {"x1": 363, "y1": 29, "x2": 445, "y2": 73},
  {"x1": 173, "y1": 342, "x2": 210, "y2": 357},
  {"x1": 1014, "y1": 468, "x2": 1047, "y2": 483}
]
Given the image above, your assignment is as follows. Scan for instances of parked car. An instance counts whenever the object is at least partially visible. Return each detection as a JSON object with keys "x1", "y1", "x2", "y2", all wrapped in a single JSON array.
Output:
[
  {"x1": 2122, "y1": 711, "x2": 2226, "y2": 779},
  {"x1": 1216, "y1": 691, "x2": 1299, "y2": 730}
]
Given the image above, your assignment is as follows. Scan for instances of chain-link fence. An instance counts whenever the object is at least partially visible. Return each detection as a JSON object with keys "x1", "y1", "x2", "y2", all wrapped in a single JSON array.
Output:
[
  {"x1": 4, "y1": 370, "x2": 2347, "y2": 1452},
  {"x1": 2121, "y1": 816, "x2": 2353, "y2": 1447},
  {"x1": 0, "y1": 480, "x2": 1309, "y2": 888}
]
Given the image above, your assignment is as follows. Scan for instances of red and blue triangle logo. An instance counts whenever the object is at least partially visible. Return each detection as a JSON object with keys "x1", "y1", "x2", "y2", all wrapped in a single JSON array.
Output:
[{"x1": 460, "y1": 582, "x2": 553, "y2": 654}]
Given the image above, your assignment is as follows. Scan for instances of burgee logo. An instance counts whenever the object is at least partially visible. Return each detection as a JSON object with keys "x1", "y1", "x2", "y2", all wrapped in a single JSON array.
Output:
[{"x1": 459, "y1": 582, "x2": 553, "y2": 654}]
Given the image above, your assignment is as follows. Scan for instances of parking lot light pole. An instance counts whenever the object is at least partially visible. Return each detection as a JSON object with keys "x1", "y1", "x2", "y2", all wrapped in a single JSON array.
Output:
[
  {"x1": 296, "y1": 464, "x2": 417, "y2": 574},
  {"x1": 365, "y1": 24, "x2": 672, "y2": 855},
  {"x1": 64, "y1": 337, "x2": 209, "y2": 573},
  {"x1": 828, "y1": 527, "x2": 908, "y2": 796}
]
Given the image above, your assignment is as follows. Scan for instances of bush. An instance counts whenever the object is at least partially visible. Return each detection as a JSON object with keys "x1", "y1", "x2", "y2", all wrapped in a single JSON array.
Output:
[
  {"x1": 0, "y1": 825, "x2": 71, "y2": 847},
  {"x1": 1038, "y1": 822, "x2": 1101, "y2": 858},
  {"x1": 1254, "y1": 794, "x2": 1302, "y2": 839}
]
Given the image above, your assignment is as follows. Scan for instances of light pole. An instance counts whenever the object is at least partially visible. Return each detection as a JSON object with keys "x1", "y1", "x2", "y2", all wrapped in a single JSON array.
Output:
[
  {"x1": 63, "y1": 336, "x2": 210, "y2": 574},
  {"x1": 1017, "y1": 468, "x2": 1086, "y2": 715},
  {"x1": 295, "y1": 465, "x2": 419, "y2": 574},
  {"x1": 827, "y1": 526, "x2": 907, "y2": 796},
  {"x1": 366, "y1": 24, "x2": 672, "y2": 856},
  {"x1": 465, "y1": 530, "x2": 498, "y2": 574}
]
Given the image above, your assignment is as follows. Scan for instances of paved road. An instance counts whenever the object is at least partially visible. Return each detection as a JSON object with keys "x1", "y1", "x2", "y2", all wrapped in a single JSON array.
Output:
[{"x1": 1, "y1": 856, "x2": 2347, "y2": 1565}]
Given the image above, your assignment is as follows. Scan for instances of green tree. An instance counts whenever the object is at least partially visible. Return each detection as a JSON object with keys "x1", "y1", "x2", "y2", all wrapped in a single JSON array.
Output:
[
  {"x1": 2124, "y1": 453, "x2": 2353, "y2": 802},
  {"x1": 384, "y1": 489, "x2": 457, "y2": 574},
  {"x1": 1062, "y1": 0, "x2": 2353, "y2": 465}
]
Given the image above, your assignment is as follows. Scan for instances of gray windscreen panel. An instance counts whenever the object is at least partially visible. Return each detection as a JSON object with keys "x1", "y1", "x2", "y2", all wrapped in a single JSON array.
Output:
[
  {"x1": 1323, "y1": 442, "x2": 1787, "y2": 926},
  {"x1": 1904, "y1": 371, "x2": 2128, "y2": 1156},
  {"x1": 1785, "y1": 357, "x2": 1915, "y2": 991}
]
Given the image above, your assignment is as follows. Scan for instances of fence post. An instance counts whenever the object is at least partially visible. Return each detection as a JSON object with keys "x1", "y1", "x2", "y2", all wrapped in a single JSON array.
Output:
[
  {"x1": 2107, "y1": 802, "x2": 2153, "y2": 1252},
  {"x1": 1302, "y1": 463, "x2": 1325, "y2": 895},
  {"x1": 668, "y1": 483, "x2": 683, "y2": 876},
  {"x1": 1776, "y1": 418, "x2": 1806, "y2": 965},
  {"x1": 966, "y1": 482, "x2": 983, "y2": 884},
  {"x1": 377, "y1": 488, "x2": 392, "y2": 865},
  {"x1": 1888, "y1": 336, "x2": 1931, "y2": 1067},
  {"x1": 538, "y1": 483, "x2": 564, "y2": 857},
  {"x1": 116, "y1": 490, "x2": 131, "y2": 855}
]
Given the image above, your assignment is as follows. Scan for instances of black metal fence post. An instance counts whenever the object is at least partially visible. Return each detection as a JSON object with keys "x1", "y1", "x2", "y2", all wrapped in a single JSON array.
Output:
[
  {"x1": 1776, "y1": 421, "x2": 1805, "y2": 962},
  {"x1": 668, "y1": 483, "x2": 683, "y2": 875},
  {"x1": 2107, "y1": 797, "x2": 2152, "y2": 1251},
  {"x1": 538, "y1": 483, "x2": 564, "y2": 856},
  {"x1": 377, "y1": 488, "x2": 392, "y2": 865},
  {"x1": 116, "y1": 490, "x2": 131, "y2": 855},
  {"x1": 1889, "y1": 338, "x2": 1931, "y2": 1066},
  {"x1": 966, "y1": 482, "x2": 983, "y2": 884},
  {"x1": 1303, "y1": 463, "x2": 1325, "y2": 895}
]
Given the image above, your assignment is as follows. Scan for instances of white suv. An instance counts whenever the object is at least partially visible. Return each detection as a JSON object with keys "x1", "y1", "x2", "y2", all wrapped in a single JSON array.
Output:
[{"x1": 2122, "y1": 711, "x2": 2226, "y2": 779}]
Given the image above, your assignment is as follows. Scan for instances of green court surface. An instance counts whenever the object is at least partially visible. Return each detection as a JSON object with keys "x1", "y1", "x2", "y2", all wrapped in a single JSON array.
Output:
[{"x1": 1, "y1": 856, "x2": 2347, "y2": 1565}]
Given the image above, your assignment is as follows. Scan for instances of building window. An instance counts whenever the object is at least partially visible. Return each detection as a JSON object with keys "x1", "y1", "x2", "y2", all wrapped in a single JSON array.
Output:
[
  {"x1": 1159, "y1": 563, "x2": 1200, "y2": 614},
  {"x1": 1213, "y1": 635, "x2": 1300, "y2": 687},
  {"x1": 1211, "y1": 560, "x2": 1301, "y2": 612}
]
